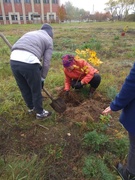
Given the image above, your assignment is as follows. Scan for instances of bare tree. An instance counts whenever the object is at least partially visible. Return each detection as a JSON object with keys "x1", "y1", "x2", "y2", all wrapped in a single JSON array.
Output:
[{"x1": 104, "y1": 0, "x2": 135, "y2": 20}]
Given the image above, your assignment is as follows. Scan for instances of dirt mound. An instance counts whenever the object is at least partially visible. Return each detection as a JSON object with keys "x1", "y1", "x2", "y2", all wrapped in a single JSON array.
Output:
[{"x1": 58, "y1": 90, "x2": 110, "y2": 123}]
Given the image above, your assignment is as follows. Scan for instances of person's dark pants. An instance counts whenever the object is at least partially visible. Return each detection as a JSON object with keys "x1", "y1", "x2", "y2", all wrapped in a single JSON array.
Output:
[
  {"x1": 88, "y1": 73, "x2": 101, "y2": 89},
  {"x1": 127, "y1": 133, "x2": 135, "y2": 175},
  {"x1": 10, "y1": 61, "x2": 43, "y2": 114},
  {"x1": 71, "y1": 73, "x2": 101, "y2": 89}
]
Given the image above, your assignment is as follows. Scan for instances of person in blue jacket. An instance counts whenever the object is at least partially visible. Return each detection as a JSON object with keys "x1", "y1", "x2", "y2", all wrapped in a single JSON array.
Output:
[{"x1": 102, "y1": 63, "x2": 135, "y2": 180}]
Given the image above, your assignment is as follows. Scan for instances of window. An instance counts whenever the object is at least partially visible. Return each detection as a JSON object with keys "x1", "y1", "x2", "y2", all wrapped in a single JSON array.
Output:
[
  {"x1": 3, "y1": 0, "x2": 11, "y2": 3},
  {"x1": 14, "y1": 0, "x2": 21, "y2": 3},
  {"x1": 52, "y1": 0, "x2": 57, "y2": 4},
  {"x1": 11, "y1": 15, "x2": 18, "y2": 20},
  {"x1": 44, "y1": 15, "x2": 47, "y2": 20},
  {"x1": 20, "y1": 15, "x2": 23, "y2": 20},
  {"x1": 24, "y1": 0, "x2": 30, "y2": 3},
  {"x1": 6, "y1": 16, "x2": 9, "y2": 20},
  {"x1": 31, "y1": 15, "x2": 33, "y2": 20},
  {"x1": 26, "y1": 15, "x2": 29, "y2": 20},
  {"x1": 0, "y1": 16, "x2": 3, "y2": 20},
  {"x1": 34, "y1": 0, "x2": 40, "y2": 3},
  {"x1": 49, "y1": 14, "x2": 54, "y2": 20},
  {"x1": 43, "y1": 0, "x2": 49, "y2": 3}
]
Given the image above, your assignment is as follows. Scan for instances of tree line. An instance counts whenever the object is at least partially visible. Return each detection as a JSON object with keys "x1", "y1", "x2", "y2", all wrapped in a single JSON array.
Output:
[{"x1": 58, "y1": 0, "x2": 135, "y2": 22}]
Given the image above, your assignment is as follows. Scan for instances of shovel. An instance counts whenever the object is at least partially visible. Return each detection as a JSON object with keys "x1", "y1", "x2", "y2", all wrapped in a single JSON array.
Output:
[
  {"x1": 0, "y1": 33, "x2": 67, "y2": 113},
  {"x1": 42, "y1": 88, "x2": 66, "y2": 113},
  {"x1": 0, "y1": 33, "x2": 12, "y2": 49}
]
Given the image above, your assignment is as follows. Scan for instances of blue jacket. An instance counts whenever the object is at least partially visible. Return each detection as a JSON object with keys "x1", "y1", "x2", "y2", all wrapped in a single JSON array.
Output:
[{"x1": 110, "y1": 63, "x2": 135, "y2": 135}]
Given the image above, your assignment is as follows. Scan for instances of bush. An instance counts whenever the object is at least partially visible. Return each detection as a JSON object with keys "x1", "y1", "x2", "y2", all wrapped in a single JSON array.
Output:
[
  {"x1": 83, "y1": 155, "x2": 115, "y2": 180},
  {"x1": 125, "y1": 14, "x2": 135, "y2": 22},
  {"x1": 83, "y1": 130, "x2": 109, "y2": 152}
]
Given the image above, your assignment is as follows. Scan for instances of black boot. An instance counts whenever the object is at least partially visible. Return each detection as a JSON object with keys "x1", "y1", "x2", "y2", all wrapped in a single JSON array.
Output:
[
  {"x1": 89, "y1": 87, "x2": 96, "y2": 98},
  {"x1": 116, "y1": 163, "x2": 135, "y2": 180}
]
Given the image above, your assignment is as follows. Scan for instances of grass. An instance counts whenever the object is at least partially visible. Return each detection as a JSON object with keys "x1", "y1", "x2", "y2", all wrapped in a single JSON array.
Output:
[{"x1": 0, "y1": 21, "x2": 134, "y2": 179}]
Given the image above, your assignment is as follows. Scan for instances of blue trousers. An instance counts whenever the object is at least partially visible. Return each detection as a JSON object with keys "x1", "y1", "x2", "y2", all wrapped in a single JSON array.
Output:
[
  {"x1": 10, "y1": 61, "x2": 43, "y2": 114},
  {"x1": 127, "y1": 133, "x2": 135, "y2": 175}
]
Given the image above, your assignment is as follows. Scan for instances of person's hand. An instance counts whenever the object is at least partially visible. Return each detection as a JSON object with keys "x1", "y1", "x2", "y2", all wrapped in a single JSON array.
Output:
[
  {"x1": 74, "y1": 81, "x2": 83, "y2": 89},
  {"x1": 39, "y1": 65, "x2": 42, "y2": 70},
  {"x1": 102, "y1": 106, "x2": 112, "y2": 115},
  {"x1": 41, "y1": 81, "x2": 44, "y2": 89}
]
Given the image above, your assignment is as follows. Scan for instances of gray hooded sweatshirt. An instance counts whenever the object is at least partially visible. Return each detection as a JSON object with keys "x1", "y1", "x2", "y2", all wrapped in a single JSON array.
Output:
[{"x1": 11, "y1": 25, "x2": 53, "y2": 79}]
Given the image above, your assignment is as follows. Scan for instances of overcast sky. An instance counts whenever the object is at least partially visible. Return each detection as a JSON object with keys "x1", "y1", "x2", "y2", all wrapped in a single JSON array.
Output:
[{"x1": 60, "y1": 0, "x2": 109, "y2": 13}]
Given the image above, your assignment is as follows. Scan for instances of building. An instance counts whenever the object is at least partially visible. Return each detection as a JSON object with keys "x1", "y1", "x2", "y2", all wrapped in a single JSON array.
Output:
[{"x1": 0, "y1": 0, "x2": 60, "y2": 24}]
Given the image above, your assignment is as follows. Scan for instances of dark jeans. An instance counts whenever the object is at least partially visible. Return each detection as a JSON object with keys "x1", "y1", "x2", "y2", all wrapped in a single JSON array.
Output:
[
  {"x1": 71, "y1": 73, "x2": 101, "y2": 89},
  {"x1": 88, "y1": 73, "x2": 101, "y2": 89},
  {"x1": 10, "y1": 60, "x2": 43, "y2": 114},
  {"x1": 127, "y1": 133, "x2": 135, "y2": 175}
]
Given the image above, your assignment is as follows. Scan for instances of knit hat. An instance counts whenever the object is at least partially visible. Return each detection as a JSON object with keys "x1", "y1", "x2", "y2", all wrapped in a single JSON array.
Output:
[
  {"x1": 41, "y1": 23, "x2": 53, "y2": 38},
  {"x1": 62, "y1": 54, "x2": 74, "y2": 67}
]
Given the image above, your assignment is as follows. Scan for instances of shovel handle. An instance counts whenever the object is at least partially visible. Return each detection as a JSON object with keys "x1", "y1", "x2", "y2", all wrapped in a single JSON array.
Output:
[
  {"x1": 42, "y1": 87, "x2": 53, "y2": 101},
  {"x1": 0, "y1": 33, "x2": 12, "y2": 49}
]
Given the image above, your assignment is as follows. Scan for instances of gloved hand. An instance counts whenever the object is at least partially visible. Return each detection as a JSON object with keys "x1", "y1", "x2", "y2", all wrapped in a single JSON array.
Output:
[
  {"x1": 41, "y1": 77, "x2": 45, "y2": 89},
  {"x1": 74, "y1": 81, "x2": 83, "y2": 89}
]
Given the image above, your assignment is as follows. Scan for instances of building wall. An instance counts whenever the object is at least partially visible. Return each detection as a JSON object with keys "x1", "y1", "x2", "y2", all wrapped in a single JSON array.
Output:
[
  {"x1": 24, "y1": 4, "x2": 32, "y2": 14},
  {"x1": 14, "y1": 4, "x2": 23, "y2": 14},
  {"x1": 0, "y1": 0, "x2": 60, "y2": 24},
  {"x1": 3, "y1": 3, "x2": 12, "y2": 14},
  {"x1": 34, "y1": 4, "x2": 41, "y2": 14}
]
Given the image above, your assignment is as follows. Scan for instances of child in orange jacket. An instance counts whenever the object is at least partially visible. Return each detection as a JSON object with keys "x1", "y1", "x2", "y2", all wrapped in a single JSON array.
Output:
[{"x1": 62, "y1": 54, "x2": 101, "y2": 97}]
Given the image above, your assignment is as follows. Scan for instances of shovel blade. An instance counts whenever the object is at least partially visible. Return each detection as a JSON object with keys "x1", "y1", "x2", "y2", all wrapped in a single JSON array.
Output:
[{"x1": 50, "y1": 98, "x2": 66, "y2": 113}]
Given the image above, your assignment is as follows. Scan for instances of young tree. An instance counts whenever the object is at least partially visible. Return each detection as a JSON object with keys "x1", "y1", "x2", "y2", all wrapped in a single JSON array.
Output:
[{"x1": 57, "y1": 5, "x2": 67, "y2": 22}]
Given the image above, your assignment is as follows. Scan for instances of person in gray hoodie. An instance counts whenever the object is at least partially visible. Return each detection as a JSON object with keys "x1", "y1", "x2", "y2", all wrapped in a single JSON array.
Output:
[{"x1": 10, "y1": 23, "x2": 53, "y2": 119}]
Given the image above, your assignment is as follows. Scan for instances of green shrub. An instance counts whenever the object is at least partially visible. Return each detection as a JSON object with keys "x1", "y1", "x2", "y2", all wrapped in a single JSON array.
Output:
[
  {"x1": 125, "y1": 14, "x2": 135, "y2": 21},
  {"x1": 109, "y1": 137, "x2": 129, "y2": 159},
  {"x1": 114, "y1": 35, "x2": 120, "y2": 40},
  {"x1": 107, "y1": 86, "x2": 118, "y2": 100},
  {"x1": 83, "y1": 155, "x2": 115, "y2": 180},
  {"x1": 83, "y1": 130, "x2": 109, "y2": 151}
]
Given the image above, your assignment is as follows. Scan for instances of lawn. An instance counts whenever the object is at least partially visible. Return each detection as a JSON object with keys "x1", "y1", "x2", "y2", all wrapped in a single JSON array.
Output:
[{"x1": 0, "y1": 21, "x2": 134, "y2": 179}]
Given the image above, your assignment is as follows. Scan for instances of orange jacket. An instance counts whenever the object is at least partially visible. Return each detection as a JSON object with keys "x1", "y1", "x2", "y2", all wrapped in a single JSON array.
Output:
[{"x1": 64, "y1": 59, "x2": 99, "y2": 91}]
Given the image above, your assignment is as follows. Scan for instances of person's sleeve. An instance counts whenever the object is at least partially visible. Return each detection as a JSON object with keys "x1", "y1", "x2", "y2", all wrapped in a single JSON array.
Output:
[
  {"x1": 64, "y1": 72, "x2": 71, "y2": 91},
  {"x1": 41, "y1": 47, "x2": 53, "y2": 79},
  {"x1": 110, "y1": 63, "x2": 135, "y2": 111}
]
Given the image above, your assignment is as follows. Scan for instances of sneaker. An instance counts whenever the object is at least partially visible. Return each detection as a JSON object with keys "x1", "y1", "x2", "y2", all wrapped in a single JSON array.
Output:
[
  {"x1": 116, "y1": 163, "x2": 135, "y2": 180},
  {"x1": 36, "y1": 109, "x2": 52, "y2": 119},
  {"x1": 28, "y1": 108, "x2": 35, "y2": 114}
]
